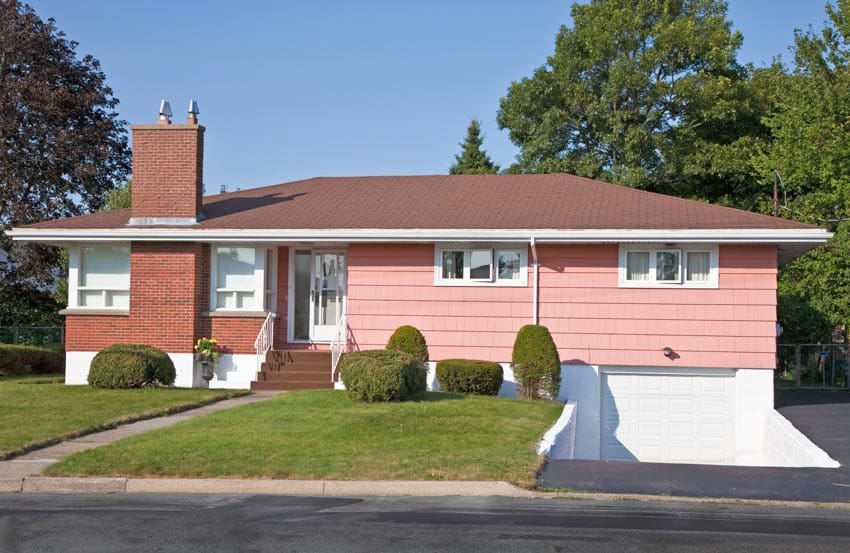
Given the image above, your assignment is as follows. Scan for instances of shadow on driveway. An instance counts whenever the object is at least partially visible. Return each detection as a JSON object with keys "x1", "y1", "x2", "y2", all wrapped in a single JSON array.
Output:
[{"x1": 538, "y1": 389, "x2": 850, "y2": 502}]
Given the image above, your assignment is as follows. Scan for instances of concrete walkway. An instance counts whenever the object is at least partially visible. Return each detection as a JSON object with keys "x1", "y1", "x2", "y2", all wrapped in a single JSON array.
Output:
[
  {"x1": 0, "y1": 392, "x2": 279, "y2": 485},
  {"x1": 539, "y1": 389, "x2": 850, "y2": 502}
]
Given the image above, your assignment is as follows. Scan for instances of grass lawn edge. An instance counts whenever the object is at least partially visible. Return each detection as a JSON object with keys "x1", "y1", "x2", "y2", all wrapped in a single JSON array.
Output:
[{"x1": 0, "y1": 388, "x2": 250, "y2": 461}]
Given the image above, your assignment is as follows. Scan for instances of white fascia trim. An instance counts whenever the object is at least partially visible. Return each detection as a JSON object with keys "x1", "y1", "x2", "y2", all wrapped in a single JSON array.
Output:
[{"x1": 8, "y1": 227, "x2": 833, "y2": 245}]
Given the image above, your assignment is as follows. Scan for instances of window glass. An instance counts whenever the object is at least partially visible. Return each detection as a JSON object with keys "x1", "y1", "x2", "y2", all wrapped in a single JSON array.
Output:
[
  {"x1": 686, "y1": 251, "x2": 710, "y2": 282},
  {"x1": 441, "y1": 251, "x2": 464, "y2": 279},
  {"x1": 216, "y1": 247, "x2": 255, "y2": 290},
  {"x1": 626, "y1": 251, "x2": 650, "y2": 281},
  {"x1": 78, "y1": 246, "x2": 130, "y2": 308},
  {"x1": 469, "y1": 249, "x2": 493, "y2": 280},
  {"x1": 497, "y1": 250, "x2": 521, "y2": 280},
  {"x1": 656, "y1": 250, "x2": 680, "y2": 281}
]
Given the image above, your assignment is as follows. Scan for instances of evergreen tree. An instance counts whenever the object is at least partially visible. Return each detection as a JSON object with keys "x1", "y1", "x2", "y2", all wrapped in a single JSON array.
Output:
[{"x1": 449, "y1": 119, "x2": 499, "y2": 175}]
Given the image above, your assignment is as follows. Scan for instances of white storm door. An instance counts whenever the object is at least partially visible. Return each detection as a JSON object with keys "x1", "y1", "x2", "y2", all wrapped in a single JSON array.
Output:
[{"x1": 309, "y1": 251, "x2": 346, "y2": 342}]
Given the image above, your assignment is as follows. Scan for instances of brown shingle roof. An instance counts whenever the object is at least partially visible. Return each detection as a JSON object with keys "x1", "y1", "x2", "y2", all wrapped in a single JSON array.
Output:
[{"x1": 23, "y1": 173, "x2": 815, "y2": 231}]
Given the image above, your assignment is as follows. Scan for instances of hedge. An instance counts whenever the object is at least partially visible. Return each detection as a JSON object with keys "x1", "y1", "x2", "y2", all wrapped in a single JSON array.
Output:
[
  {"x1": 435, "y1": 359, "x2": 503, "y2": 396},
  {"x1": 386, "y1": 325, "x2": 429, "y2": 362},
  {"x1": 511, "y1": 325, "x2": 561, "y2": 400},
  {"x1": 339, "y1": 349, "x2": 426, "y2": 402},
  {"x1": 88, "y1": 343, "x2": 176, "y2": 389},
  {"x1": 0, "y1": 344, "x2": 65, "y2": 376}
]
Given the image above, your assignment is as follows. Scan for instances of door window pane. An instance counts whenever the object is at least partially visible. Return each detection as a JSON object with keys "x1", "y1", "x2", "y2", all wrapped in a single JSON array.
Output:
[{"x1": 293, "y1": 250, "x2": 311, "y2": 340}]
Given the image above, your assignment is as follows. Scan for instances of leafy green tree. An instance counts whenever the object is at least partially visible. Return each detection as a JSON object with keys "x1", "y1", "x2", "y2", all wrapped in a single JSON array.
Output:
[
  {"x1": 755, "y1": 0, "x2": 850, "y2": 343},
  {"x1": 0, "y1": 0, "x2": 130, "y2": 326},
  {"x1": 449, "y1": 119, "x2": 499, "y2": 174},
  {"x1": 104, "y1": 180, "x2": 132, "y2": 211},
  {"x1": 497, "y1": 0, "x2": 744, "y2": 189}
]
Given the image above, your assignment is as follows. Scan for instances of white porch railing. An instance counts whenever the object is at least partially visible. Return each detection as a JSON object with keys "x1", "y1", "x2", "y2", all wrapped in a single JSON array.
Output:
[
  {"x1": 254, "y1": 312, "x2": 274, "y2": 371},
  {"x1": 330, "y1": 314, "x2": 348, "y2": 382}
]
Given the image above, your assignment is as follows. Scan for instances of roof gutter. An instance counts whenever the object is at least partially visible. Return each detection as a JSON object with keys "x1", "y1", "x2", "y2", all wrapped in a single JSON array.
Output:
[
  {"x1": 530, "y1": 237, "x2": 539, "y2": 326},
  {"x1": 6, "y1": 227, "x2": 833, "y2": 244}
]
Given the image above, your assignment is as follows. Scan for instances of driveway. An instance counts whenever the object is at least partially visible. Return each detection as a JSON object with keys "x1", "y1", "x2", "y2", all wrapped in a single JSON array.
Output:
[{"x1": 538, "y1": 389, "x2": 850, "y2": 502}]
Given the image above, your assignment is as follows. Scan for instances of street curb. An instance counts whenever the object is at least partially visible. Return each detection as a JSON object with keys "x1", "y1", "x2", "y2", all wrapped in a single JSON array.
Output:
[
  {"x1": 4, "y1": 477, "x2": 849, "y2": 507},
  {"x1": 22, "y1": 477, "x2": 127, "y2": 493},
  {"x1": 7, "y1": 477, "x2": 537, "y2": 497},
  {"x1": 0, "y1": 478, "x2": 22, "y2": 493}
]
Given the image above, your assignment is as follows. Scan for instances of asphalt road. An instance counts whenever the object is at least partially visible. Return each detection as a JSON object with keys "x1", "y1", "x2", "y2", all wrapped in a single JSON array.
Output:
[{"x1": 1, "y1": 494, "x2": 849, "y2": 552}]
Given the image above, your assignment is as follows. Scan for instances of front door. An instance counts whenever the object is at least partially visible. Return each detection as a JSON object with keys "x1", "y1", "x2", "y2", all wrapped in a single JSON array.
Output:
[{"x1": 308, "y1": 250, "x2": 346, "y2": 342}]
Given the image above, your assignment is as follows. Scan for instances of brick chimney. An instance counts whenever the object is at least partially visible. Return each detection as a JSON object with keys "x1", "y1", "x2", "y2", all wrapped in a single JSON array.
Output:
[{"x1": 129, "y1": 100, "x2": 205, "y2": 225}]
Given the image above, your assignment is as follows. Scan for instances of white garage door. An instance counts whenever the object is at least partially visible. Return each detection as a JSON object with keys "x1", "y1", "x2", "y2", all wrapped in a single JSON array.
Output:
[{"x1": 601, "y1": 372, "x2": 736, "y2": 464}]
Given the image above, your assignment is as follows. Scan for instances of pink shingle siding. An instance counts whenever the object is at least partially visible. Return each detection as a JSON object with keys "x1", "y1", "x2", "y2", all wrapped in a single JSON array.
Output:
[{"x1": 346, "y1": 243, "x2": 777, "y2": 369}]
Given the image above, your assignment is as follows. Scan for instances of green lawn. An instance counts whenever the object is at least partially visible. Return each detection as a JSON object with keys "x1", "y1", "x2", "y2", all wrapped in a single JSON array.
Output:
[
  {"x1": 47, "y1": 390, "x2": 563, "y2": 486},
  {"x1": 0, "y1": 375, "x2": 245, "y2": 459}
]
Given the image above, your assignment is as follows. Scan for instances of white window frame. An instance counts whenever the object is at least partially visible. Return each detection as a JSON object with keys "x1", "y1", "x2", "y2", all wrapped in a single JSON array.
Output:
[
  {"x1": 67, "y1": 244, "x2": 131, "y2": 310},
  {"x1": 434, "y1": 244, "x2": 528, "y2": 287},
  {"x1": 210, "y1": 245, "x2": 277, "y2": 312},
  {"x1": 618, "y1": 244, "x2": 718, "y2": 288}
]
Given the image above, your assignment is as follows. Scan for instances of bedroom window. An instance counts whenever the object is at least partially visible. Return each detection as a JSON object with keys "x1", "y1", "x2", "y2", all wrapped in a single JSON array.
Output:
[
  {"x1": 435, "y1": 245, "x2": 527, "y2": 286},
  {"x1": 75, "y1": 246, "x2": 130, "y2": 309},
  {"x1": 212, "y1": 246, "x2": 276, "y2": 311},
  {"x1": 619, "y1": 245, "x2": 718, "y2": 288}
]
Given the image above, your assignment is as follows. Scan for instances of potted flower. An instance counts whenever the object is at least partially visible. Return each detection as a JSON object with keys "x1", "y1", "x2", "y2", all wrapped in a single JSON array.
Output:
[{"x1": 194, "y1": 337, "x2": 220, "y2": 381}]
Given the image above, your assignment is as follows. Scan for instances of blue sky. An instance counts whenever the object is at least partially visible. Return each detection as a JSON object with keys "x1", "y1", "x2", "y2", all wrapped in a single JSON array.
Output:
[{"x1": 28, "y1": 0, "x2": 833, "y2": 192}]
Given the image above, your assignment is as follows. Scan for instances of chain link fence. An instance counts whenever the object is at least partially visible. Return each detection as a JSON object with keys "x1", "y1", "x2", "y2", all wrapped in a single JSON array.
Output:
[
  {"x1": 0, "y1": 326, "x2": 64, "y2": 348},
  {"x1": 776, "y1": 343, "x2": 849, "y2": 389}
]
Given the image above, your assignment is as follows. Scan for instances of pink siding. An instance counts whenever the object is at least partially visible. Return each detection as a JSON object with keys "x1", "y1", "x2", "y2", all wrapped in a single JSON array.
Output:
[{"x1": 346, "y1": 243, "x2": 778, "y2": 369}]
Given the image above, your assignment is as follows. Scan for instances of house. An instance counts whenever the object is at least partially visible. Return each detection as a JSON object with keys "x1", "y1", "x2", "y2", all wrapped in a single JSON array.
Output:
[{"x1": 9, "y1": 104, "x2": 833, "y2": 467}]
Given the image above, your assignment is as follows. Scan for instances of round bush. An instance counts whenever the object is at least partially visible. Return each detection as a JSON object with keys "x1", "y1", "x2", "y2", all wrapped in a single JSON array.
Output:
[
  {"x1": 386, "y1": 325, "x2": 429, "y2": 362},
  {"x1": 339, "y1": 349, "x2": 426, "y2": 402},
  {"x1": 88, "y1": 343, "x2": 176, "y2": 389},
  {"x1": 436, "y1": 359, "x2": 503, "y2": 396},
  {"x1": 511, "y1": 325, "x2": 561, "y2": 400}
]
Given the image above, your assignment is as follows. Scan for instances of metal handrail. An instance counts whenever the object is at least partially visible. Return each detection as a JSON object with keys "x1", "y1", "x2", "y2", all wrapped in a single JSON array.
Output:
[
  {"x1": 330, "y1": 314, "x2": 347, "y2": 382},
  {"x1": 253, "y1": 312, "x2": 274, "y2": 371}
]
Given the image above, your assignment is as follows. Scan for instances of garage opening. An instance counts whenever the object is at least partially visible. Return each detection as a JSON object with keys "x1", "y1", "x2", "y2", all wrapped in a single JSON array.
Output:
[{"x1": 601, "y1": 372, "x2": 736, "y2": 464}]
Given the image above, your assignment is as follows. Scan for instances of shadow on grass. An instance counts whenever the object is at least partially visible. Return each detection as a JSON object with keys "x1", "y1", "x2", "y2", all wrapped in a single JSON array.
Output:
[{"x1": 415, "y1": 391, "x2": 467, "y2": 402}]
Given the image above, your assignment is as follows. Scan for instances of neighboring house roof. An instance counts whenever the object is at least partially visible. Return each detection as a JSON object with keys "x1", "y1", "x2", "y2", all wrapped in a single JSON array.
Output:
[{"x1": 9, "y1": 174, "x2": 830, "y2": 262}]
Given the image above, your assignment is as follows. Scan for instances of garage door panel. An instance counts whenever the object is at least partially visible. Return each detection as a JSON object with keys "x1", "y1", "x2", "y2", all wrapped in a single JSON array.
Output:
[{"x1": 601, "y1": 372, "x2": 735, "y2": 464}]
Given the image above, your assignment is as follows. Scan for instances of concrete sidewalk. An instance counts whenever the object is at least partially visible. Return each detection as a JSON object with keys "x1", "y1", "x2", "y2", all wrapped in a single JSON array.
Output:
[{"x1": 0, "y1": 392, "x2": 279, "y2": 486}]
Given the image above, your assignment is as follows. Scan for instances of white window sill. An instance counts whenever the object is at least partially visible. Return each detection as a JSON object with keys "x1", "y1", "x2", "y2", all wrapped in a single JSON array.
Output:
[
  {"x1": 59, "y1": 308, "x2": 130, "y2": 316},
  {"x1": 435, "y1": 279, "x2": 527, "y2": 287},
  {"x1": 203, "y1": 311, "x2": 276, "y2": 318}
]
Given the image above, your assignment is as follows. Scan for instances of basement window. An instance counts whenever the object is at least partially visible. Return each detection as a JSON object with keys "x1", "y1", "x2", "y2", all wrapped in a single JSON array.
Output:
[{"x1": 435, "y1": 245, "x2": 527, "y2": 286}]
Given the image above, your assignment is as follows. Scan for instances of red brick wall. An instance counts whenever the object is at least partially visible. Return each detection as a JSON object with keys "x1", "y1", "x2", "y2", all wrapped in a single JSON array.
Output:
[
  {"x1": 130, "y1": 124, "x2": 204, "y2": 221},
  {"x1": 128, "y1": 242, "x2": 204, "y2": 351},
  {"x1": 64, "y1": 315, "x2": 130, "y2": 350}
]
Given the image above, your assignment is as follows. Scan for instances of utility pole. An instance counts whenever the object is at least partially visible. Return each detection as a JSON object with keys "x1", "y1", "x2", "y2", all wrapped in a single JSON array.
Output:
[{"x1": 773, "y1": 170, "x2": 779, "y2": 217}]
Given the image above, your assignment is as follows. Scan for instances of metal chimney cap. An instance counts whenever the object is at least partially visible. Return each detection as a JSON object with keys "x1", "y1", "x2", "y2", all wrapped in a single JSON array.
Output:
[
  {"x1": 158, "y1": 99, "x2": 173, "y2": 121},
  {"x1": 188, "y1": 99, "x2": 200, "y2": 116}
]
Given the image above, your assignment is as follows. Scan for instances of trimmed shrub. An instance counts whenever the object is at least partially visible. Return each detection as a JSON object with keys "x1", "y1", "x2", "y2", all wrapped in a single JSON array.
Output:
[
  {"x1": 88, "y1": 343, "x2": 176, "y2": 389},
  {"x1": 386, "y1": 325, "x2": 429, "y2": 362},
  {"x1": 0, "y1": 344, "x2": 65, "y2": 376},
  {"x1": 511, "y1": 325, "x2": 561, "y2": 400},
  {"x1": 436, "y1": 359, "x2": 503, "y2": 396},
  {"x1": 339, "y1": 349, "x2": 426, "y2": 402}
]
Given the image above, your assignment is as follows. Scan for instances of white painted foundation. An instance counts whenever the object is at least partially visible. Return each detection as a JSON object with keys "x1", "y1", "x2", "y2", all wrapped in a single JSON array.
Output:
[
  {"x1": 537, "y1": 402, "x2": 577, "y2": 459},
  {"x1": 64, "y1": 351, "x2": 254, "y2": 390}
]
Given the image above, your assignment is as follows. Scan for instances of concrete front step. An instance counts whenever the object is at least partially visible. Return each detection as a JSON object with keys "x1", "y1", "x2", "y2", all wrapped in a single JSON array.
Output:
[
  {"x1": 251, "y1": 349, "x2": 335, "y2": 391},
  {"x1": 261, "y1": 361, "x2": 329, "y2": 373},
  {"x1": 251, "y1": 380, "x2": 333, "y2": 391},
  {"x1": 259, "y1": 370, "x2": 333, "y2": 382}
]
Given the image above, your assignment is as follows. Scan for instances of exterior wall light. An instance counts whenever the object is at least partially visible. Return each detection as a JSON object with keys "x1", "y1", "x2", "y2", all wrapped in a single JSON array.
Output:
[{"x1": 663, "y1": 347, "x2": 674, "y2": 358}]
